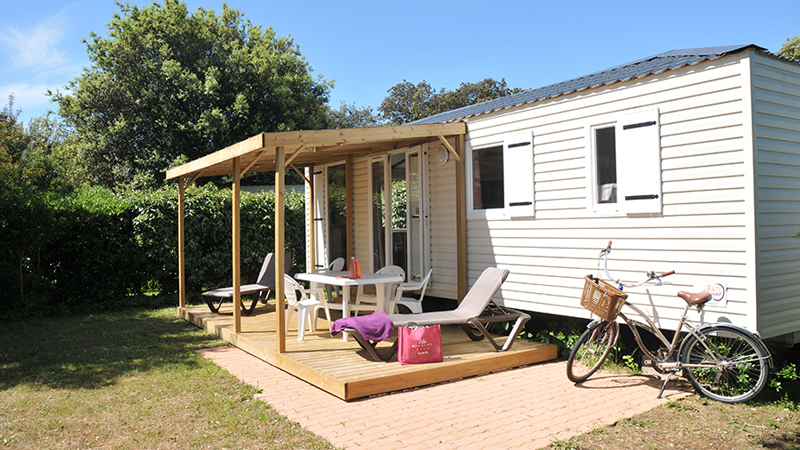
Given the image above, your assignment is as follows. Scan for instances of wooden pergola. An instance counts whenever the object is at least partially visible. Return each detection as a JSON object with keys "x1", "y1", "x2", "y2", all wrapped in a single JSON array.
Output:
[{"x1": 165, "y1": 123, "x2": 468, "y2": 353}]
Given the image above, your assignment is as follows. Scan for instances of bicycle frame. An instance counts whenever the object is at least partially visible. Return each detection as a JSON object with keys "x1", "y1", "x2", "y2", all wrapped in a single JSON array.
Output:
[
  {"x1": 596, "y1": 242, "x2": 768, "y2": 373},
  {"x1": 618, "y1": 302, "x2": 707, "y2": 372}
]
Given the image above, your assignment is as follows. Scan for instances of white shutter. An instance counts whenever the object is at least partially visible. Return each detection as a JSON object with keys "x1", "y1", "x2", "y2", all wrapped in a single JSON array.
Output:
[
  {"x1": 503, "y1": 131, "x2": 535, "y2": 218},
  {"x1": 616, "y1": 108, "x2": 662, "y2": 215}
]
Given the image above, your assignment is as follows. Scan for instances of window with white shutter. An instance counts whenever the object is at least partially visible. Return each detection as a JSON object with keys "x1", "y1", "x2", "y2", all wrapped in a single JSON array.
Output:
[
  {"x1": 586, "y1": 108, "x2": 662, "y2": 215},
  {"x1": 469, "y1": 130, "x2": 535, "y2": 218}
]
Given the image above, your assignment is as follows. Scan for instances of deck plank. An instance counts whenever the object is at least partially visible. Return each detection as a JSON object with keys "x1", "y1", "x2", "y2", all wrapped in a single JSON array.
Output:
[{"x1": 180, "y1": 304, "x2": 557, "y2": 400}]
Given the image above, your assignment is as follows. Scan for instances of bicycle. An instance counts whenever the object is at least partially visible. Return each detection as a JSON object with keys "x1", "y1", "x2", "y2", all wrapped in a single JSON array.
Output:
[{"x1": 566, "y1": 241, "x2": 771, "y2": 404}]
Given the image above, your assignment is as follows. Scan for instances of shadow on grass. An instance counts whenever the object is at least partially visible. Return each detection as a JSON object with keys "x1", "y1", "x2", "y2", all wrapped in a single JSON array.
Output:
[{"x1": 0, "y1": 307, "x2": 223, "y2": 391}]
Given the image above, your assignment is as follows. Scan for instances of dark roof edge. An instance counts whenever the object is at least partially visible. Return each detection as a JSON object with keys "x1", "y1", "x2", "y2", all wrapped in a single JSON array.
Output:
[{"x1": 411, "y1": 44, "x2": 775, "y2": 125}]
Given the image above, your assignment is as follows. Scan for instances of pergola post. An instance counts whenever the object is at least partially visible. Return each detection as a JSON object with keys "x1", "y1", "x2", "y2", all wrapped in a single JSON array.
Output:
[
  {"x1": 178, "y1": 177, "x2": 186, "y2": 309},
  {"x1": 232, "y1": 157, "x2": 242, "y2": 333},
  {"x1": 308, "y1": 165, "x2": 315, "y2": 273},
  {"x1": 275, "y1": 147, "x2": 286, "y2": 353},
  {"x1": 455, "y1": 134, "x2": 468, "y2": 301}
]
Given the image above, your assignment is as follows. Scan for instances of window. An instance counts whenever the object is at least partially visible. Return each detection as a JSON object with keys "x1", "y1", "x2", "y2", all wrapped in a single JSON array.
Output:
[
  {"x1": 587, "y1": 108, "x2": 662, "y2": 215},
  {"x1": 472, "y1": 146, "x2": 504, "y2": 210},
  {"x1": 594, "y1": 126, "x2": 617, "y2": 204},
  {"x1": 470, "y1": 131, "x2": 535, "y2": 217}
]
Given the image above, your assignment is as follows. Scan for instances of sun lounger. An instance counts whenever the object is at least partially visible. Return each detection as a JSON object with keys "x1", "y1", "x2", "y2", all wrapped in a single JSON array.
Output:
[
  {"x1": 201, "y1": 252, "x2": 292, "y2": 315},
  {"x1": 342, "y1": 267, "x2": 531, "y2": 362}
]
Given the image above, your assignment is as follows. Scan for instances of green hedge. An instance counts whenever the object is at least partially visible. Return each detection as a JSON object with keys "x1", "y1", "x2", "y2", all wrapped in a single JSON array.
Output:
[{"x1": 0, "y1": 183, "x2": 306, "y2": 317}]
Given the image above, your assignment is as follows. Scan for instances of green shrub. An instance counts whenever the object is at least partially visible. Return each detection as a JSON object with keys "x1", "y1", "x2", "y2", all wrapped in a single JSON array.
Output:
[{"x1": 0, "y1": 182, "x2": 307, "y2": 318}]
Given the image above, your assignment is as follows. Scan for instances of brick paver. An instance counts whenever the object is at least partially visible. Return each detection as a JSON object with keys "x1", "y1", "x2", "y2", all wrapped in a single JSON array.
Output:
[{"x1": 199, "y1": 346, "x2": 690, "y2": 449}]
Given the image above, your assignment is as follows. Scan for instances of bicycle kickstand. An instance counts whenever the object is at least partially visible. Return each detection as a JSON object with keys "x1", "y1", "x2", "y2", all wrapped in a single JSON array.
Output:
[{"x1": 658, "y1": 369, "x2": 679, "y2": 399}]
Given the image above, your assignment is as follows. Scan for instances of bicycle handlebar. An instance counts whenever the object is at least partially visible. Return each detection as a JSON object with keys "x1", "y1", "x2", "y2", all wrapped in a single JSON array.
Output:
[{"x1": 598, "y1": 241, "x2": 675, "y2": 287}]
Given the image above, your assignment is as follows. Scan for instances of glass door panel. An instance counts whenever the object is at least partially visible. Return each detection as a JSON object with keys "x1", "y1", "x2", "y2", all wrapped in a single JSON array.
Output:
[
  {"x1": 407, "y1": 152, "x2": 421, "y2": 281},
  {"x1": 327, "y1": 165, "x2": 347, "y2": 263},
  {"x1": 390, "y1": 153, "x2": 407, "y2": 276},
  {"x1": 369, "y1": 150, "x2": 426, "y2": 281},
  {"x1": 370, "y1": 159, "x2": 385, "y2": 271},
  {"x1": 312, "y1": 169, "x2": 325, "y2": 270}
]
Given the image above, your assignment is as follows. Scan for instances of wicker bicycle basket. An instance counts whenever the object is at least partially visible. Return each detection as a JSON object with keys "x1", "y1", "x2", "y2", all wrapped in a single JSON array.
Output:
[{"x1": 581, "y1": 275, "x2": 628, "y2": 321}]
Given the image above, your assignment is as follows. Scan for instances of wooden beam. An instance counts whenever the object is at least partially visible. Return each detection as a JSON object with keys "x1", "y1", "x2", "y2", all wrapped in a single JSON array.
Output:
[
  {"x1": 437, "y1": 135, "x2": 461, "y2": 162},
  {"x1": 178, "y1": 178, "x2": 187, "y2": 309},
  {"x1": 275, "y1": 147, "x2": 286, "y2": 353},
  {"x1": 260, "y1": 123, "x2": 466, "y2": 150},
  {"x1": 284, "y1": 145, "x2": 306, "y2": 168},
  {"x1": 232, "y1": 157, "x2": 242, "y2": 333},
  {"x1": 308, "y1": 165, "x2": 315, "y2": 276},
  {"x1": 165, "y1": 123, "x2": 467, "y2": 181},
  {"x1": 290, "y1": 163, "x2": 311, "y2": 184},
  {"x1": 241, "y1": 149, "x2": 268, "y2": 176},
  {"x1": 455, "y1": 134, "x2": 468, "y2": 302},
  {"x1": 166, "y1": 133, "x2": 265, "y2": 180}
]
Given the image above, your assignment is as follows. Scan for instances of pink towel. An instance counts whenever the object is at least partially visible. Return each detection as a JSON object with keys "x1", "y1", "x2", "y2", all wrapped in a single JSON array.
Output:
[{"x1": 331, "y1": 311, "x2": 393, "y2": 342}]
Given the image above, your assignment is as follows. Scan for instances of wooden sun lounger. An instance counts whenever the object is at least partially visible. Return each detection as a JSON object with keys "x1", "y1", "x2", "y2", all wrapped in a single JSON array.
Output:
[
  {"x1": 202, "y1": 252, "x2": 291, "y2": 315},
  {"x1": 346, "y1": 267, "x2": 531, "y2": 362}
]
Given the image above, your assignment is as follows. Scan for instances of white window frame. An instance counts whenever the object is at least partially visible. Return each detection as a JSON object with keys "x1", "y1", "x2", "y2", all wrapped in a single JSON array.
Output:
[
  {"x1": 586, "y1": 118, "x2": 623, "y2": 215},
  {"x1": 467, "y1": 131, "x2": 535, "y2": 219},
  {"x1": 585, "y1": 108, "x2": 663, "y2": 216}
]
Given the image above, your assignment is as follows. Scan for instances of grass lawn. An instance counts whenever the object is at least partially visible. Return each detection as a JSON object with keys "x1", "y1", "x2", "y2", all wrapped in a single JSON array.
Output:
[{"x1": 0, "y1": 307, "x2": 337, "y2": 449}]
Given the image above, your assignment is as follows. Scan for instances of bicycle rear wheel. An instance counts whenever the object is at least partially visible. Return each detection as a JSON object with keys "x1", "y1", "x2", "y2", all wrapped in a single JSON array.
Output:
[
  {"x1": 681, "y1": 325, "x2": 770, "y2": 404},
  {"x1": 567, "y1": 320, "x2": 619, "y2": 382}
]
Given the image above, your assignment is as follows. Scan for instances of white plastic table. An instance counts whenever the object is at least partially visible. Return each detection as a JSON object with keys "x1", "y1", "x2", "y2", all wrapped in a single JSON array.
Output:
[{"x1": 295, "y1": 271, "x2": 403, "y2": 341}]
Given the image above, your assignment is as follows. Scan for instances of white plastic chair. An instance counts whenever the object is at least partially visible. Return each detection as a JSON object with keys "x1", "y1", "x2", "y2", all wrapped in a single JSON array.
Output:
[
  {"x1": 391, "y1": 269, "x2": 433, "y2": 313},
  {"x1": 314, "y1": 257, "x2": 345, "y2": 301},
  {"x1": 355, "y1": 265, "x2": 405, "y2": 311},
  {"x1": 284, "y1": 274, "x2": 332, "y2": 341}
]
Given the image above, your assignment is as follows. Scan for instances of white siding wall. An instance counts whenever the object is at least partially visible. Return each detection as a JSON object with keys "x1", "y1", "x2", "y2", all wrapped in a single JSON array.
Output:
[
  {"x1": 352, "y1": 157, "x2": 370, "y2": 267},
  {"x1": 751, "y1": 52, "x2": 800, "y2": 339},
  {"x1": 463, "y1": 55, "x2": 755, "y2": 332},
  {"x1": 426, "y1": 141, "x2": 459, "y2": 299}
]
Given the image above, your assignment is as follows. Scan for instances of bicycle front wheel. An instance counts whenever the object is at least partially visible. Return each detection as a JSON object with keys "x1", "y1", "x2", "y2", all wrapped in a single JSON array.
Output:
[
  {"x1": 681, "y1": 325, "x2": 770, "y2": 404},
  {"x1": 567, "y1": 320, "x2": 619, "y2": 383}
]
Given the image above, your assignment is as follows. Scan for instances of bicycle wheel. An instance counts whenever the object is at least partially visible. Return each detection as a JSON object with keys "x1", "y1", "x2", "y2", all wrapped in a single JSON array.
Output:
[
  {"x1": 681, "y1": 325, "x2": 770, "y2": 404},
  {"x1": 567, "y1": 320, "x2": 619, "y2": 382}
]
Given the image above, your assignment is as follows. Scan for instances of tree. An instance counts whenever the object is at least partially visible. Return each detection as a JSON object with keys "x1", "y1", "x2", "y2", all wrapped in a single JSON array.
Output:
[
  {"x1": 378, "y1": 80, "x2": 436, "y2": 125},
  {"x1": 0, "y1": 98, "x2": 55, "y2": 309},
  {"x1": 326, "y1": 102, "x2": 383, "y2": 129},
  {"x1": 52, "y1": 0, "x2": 332, "y2": 189},
  {"x1": 779, "y1": 35, "x2": 800, "y2": 60},
  {"x1": 0, "y1": 96, "x2": 31, "y2": 164},
  {"x1": 378, "y1": 78, "x2": 524, "y2": 125},
  {"x1": 429, "y1": 78, "x2": 523, "y2": 116}
]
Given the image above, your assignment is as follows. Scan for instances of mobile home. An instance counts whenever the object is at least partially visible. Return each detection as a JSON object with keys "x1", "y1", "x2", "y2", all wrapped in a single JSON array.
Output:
[{"x1": 311, "y1": 44, "x2": 800, "y2": 341}]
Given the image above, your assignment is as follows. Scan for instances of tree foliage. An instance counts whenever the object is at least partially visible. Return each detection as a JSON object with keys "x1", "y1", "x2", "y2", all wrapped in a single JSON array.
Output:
[
  {"x1": 779, "y1": 35, "x2": 800, "y2": 60},
  {"x1": 326, "y1": 102, "x2": 382, "y2": 129},
  {"x1": 378, "y1": 78, "x2": 524, "y2": 125},
  {"x1": 0, "y1": 96, "x2": 31, "y2": 164},
  {"x1": 52, "y1": 0, "x2": 332, "y2": 189}
]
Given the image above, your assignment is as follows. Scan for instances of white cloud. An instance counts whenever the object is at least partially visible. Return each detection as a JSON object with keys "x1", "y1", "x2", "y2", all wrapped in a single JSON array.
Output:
[
  {"x1": 0, "y1": 82, "x2": 60, "y2": 119},
  {"x1": 0, "y1": 13, "x2": 69, "y2": 72}
]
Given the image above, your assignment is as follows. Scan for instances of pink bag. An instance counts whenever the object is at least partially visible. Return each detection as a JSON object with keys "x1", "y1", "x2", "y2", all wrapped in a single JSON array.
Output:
[{"x1": 398, "y1": 325, "x2": 443, "y2": 365}]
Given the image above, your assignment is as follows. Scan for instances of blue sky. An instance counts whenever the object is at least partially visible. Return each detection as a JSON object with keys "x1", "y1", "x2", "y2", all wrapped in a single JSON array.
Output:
[{"x1": 2, "y1": 0, "x2": 800, "y2": 125}]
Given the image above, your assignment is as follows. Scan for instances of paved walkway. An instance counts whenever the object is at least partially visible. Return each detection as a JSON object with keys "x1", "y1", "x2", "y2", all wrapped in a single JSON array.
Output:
[{"x1": 199, "y1": 346, "x2": 691, "y2": 449}]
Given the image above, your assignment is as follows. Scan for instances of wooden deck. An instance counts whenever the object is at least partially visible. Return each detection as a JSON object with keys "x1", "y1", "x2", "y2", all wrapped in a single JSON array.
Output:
[{"x1": 180, "y1": 303, "x2": 557, "y2": 401}]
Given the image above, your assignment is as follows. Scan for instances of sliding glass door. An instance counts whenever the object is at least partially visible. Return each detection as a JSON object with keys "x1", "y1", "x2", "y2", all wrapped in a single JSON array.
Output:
[
  {"x1": 369, "y1": 149, "x2": 427, "y2": 281},
  {"x1": 312, "y1": 163, "x2": 347, "y2": 269}
]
